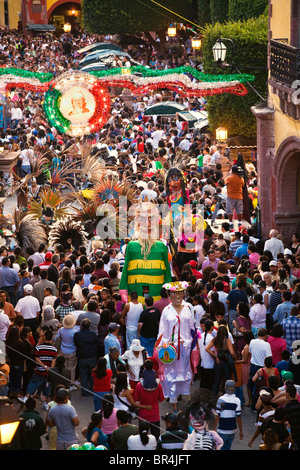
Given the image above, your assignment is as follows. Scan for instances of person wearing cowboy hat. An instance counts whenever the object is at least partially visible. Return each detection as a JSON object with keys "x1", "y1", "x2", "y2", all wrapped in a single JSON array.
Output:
[
  {"x1": 122, "y1": 339, "x2": 147, "y2": 393},
  {"x1": 54, "y1": 314, "x2": 78, "y2": 391},
  {"x1": 156, "y1": 281, "x2": 195, "y2": 411}
]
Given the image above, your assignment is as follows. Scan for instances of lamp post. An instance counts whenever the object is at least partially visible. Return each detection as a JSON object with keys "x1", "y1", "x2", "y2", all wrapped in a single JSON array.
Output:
[{"x1": 212, "y1": 36, "x2": 266, "y2": 101}]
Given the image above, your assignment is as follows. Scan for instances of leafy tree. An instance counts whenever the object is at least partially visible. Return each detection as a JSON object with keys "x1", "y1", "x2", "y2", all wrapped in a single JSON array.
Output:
[
  {"x1": 210, "y1": 0, "x2": 229, "y2": 24},
  {"x1": 228, "y1": 0, "x2": 268, "y2": 22},
  {"x1": 82, "y1": 0, "x2": 197, "y2": 55},
  {"x1": 201, "y1": 13, "x2": 268, "y2": 138},
  {"x1": 198, "y1": 0, "x2": 211, "y2": 28}
]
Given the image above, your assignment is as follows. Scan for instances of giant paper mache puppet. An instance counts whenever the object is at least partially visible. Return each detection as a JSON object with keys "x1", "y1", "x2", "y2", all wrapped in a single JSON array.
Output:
[
  {"x1": 119, "y1": 200, "x2": 172, "y2": 304},
  {"x1": 165, "y1": 167, "x2": 190, "y2": 209}
]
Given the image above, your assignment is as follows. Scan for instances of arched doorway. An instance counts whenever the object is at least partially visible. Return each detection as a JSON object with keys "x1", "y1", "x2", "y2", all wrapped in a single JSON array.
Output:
[
  {"x1": 273, "y1": 136, "x2": 300, "y2": 240},
  {"x1": 48, "y1": 1, "x2": 81, "y2": 36}
]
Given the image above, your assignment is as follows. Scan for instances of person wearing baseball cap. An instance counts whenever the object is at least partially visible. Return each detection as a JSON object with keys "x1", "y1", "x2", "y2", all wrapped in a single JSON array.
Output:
[
  {"x1": 104, "y1": 322, "x2": 122, "y2": 355},
  {"x1": 15, "y1": 281, "x2": 41, "y2": 342},
  {"x1": 214, "y1": 379, "x2": 243, "y2": 450}
]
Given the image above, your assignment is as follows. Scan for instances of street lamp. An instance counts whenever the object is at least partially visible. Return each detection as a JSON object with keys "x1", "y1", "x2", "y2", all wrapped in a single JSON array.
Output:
[
  {"x1": 212, "y1": 38, "x2": 230, "y2": 64},
  {"x1": 167, "y1": 24, "x2": 177, "y2": 38},
  {"x1": 216, "y1": 126, "x2": 228, "y2": 143},
  {"x1": 63, "y1": 22, "x2": 71, "y2": 33},
  {"x1": 212, "y1": 36, "x2": 266, "y2": 101},
  {"x1": 191, "y1": 36, "x2": 202, "y2": 50}
]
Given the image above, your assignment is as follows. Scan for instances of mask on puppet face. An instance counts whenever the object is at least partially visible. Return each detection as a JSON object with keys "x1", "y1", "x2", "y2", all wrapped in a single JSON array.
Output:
[
  {"x1": 168, "y1": 174, "x2": 182, "y2": 194},
  {"x1": 189, "y1": 410, "x2": 206, "y2": 431}
]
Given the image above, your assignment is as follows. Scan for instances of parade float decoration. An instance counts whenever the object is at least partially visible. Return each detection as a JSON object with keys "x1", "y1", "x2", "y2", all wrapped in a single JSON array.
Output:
[{"x1": 0, "y1": 66, "x2": 255, "y2": 136}]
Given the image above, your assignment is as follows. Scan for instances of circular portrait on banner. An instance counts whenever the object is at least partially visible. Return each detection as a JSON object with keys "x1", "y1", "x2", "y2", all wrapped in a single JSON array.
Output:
[
  {"x1": 60, "y1": 86, "x2": 96, "y2": 123},
  {"x1": 43, "y1": 71, "x2": 111, "y2": 137}
]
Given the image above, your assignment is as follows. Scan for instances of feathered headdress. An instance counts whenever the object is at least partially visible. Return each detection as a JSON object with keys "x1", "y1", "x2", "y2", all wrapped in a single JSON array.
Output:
[
  {"x1": 27, "y1": 187, "x2": 70, "y2": 221},
  {"x1": 48, "y1": 216, "x2": 88, "y2": 250},
  {"x1": 12, "y1": 210, "x2": 48, "y2": 252}
]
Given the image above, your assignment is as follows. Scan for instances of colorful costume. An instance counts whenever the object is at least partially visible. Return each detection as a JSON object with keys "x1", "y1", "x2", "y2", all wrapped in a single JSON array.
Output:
[
  {"x1": 119, "y1": 200, "x2": 172, "y2": 304},
  {"x1": 119, "y1": 240, "x2": 172, "y2": 304},
  {"x1": 154, "y1": 282, "x2": 195, "y2": 404}
]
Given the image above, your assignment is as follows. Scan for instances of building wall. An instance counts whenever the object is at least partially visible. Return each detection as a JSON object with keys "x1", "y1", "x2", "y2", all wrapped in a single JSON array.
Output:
[
  {"x1": 253, "y1": 0, "x2": 300, "y2": 240},
  {"x1": 270, "y1": 0, "x2": 291, "y2": 43},
  {"x1": 0, "y1": 0, "x2": 22, "y2": 29}
]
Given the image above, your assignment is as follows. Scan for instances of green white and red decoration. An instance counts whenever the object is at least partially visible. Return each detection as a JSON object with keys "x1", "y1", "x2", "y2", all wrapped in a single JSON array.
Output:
[{"x1": 0, "y1": 65, "x2": 255, "y2": 136}]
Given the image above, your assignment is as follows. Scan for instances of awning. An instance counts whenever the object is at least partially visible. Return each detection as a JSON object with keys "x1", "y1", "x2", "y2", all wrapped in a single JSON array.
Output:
[
  {"x1": 79, "y1": 49, "x2": 132, "y2": 66},
  {"x1": 144, "y1": 101, "x2": 186, "y2": 116},
  {"x1": 77, "y1": 42, "x2": 122, "y2": 54},
  {"x1": 26, "y1": 24, "x2": 56, "y2": 32}
]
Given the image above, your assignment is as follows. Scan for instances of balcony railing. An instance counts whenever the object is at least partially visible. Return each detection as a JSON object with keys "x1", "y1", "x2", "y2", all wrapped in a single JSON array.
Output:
[{"x1": 270, "y1": 39, "x2": 300, "y2": 87}]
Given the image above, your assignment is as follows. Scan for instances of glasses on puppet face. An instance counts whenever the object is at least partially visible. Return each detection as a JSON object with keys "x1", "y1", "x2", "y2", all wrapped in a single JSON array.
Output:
[
  {"x1": 169, "y1": 290, "x2": 185, "y2": 298},
  {"x1": 168, "y1": 175, "x2": 180, "y2": 182}
]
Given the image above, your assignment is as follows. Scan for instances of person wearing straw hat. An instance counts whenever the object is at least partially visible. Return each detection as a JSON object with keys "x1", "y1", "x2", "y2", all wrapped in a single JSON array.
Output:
[
  {"x1": 155, "y1": 281, "x2": 195, "y2": 411},
  {"x1": 122, "y1": 338, "x2": 147, "y2": 393},
  {"x1": 54, "y1": 314, "x2": 78, "y2": 391}
]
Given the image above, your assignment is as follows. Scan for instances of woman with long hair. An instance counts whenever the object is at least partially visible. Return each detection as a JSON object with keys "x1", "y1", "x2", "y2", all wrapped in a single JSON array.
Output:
[
  {"x1": 92, "y1": 357, "x2": 113, "y2": 411},
  {"x1": 127, "y1": 420, "x2": 157, "y2": 450},
  {"x1": 232, "y1": 302, "x2": 251, "y2": 355},
  {"x1": 85, "y1": 411, "x2": 109, "y2": 449},
  {"x1": 100, "y1": 393, "x2": 118, "y2": 449},
  {"x1": 205, "y1": 325, "x2": 237, "y2": 395},
  {"x1": 6, "y1": 325, "x2": 27, "y2": 398},
  {"x1": 198, "y1": 319, "x2": 215, "y2": 390},
  {"x1": 112, "y1": 371, "x2": 152, "y2": 422}
]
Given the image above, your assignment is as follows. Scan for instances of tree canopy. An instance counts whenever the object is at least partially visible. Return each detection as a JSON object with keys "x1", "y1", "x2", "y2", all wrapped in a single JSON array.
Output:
[{"x1": 82, "y1": 0, "x2": 197, "y2": 36}]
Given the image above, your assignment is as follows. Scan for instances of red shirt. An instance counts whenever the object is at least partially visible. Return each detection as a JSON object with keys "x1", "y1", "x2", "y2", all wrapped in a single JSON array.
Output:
[
  {"x1": 92, "y1": 369, "x2": 112, "y2": 392},
  {"x1": 134, "y1": 382, "x2": 164, "y2": 422}
]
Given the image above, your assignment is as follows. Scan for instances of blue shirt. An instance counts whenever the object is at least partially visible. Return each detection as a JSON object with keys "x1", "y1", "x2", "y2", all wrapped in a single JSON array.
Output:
[
  {"x1": 86, "y1": 427, "x2": 109, "y2": 449},
  {"x1": 0, "y1": 265, "x2": 20, "y2": 288},
  {"x1": 234, "y1": 243, "x2": 249, "y2": 260},
  {"x1": 226, "y1": 289, "x2": 248, "y2": 311},
  {"x1": 104, "y1": 333, "x2": 121, "y2": 355},
  {"x1": 273, "y1": 301, "x2": 295, "y2": 325}
]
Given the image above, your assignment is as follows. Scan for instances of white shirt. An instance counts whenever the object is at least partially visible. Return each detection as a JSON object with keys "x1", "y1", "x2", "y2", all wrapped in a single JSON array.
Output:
[
  {"x1": 249, "y1": 303, "x2": 266, "y2": 328},
  {"x1": 198, "y1": 332, "x2": 215, "y2": 369},
  {"x1": 249, "y1": 338, "x2": 272, "y2": 367},
  {"x1": 15, "y1": 295, "x2": 40, "y2": 319},
  {"x1": 0, "y1": 310, "x2": 11, "y2": 341},
  {"x1": 151, "y1": 129, "x2": 164, "y2": 149},
  {"x1": 264, "y1": 237, "x2": 284, "y2": 260},
  {"x1": 127, "y1": 434, "x2": 157, "y2": 450},
  {"x1": 72, "y1": 283, "x2": 84, "y2": 302}
]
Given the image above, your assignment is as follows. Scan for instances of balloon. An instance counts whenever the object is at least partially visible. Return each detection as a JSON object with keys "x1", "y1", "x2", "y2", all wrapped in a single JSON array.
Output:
[
  {"x1": 95, "y1": 445, "x2": 108, "y2": 450},
  {"x1": 81, "y1": 442, "x2": 95, "y2": 450},
  {"x1": 68, "y1": 444, "x2": 80, "y2": 450}
]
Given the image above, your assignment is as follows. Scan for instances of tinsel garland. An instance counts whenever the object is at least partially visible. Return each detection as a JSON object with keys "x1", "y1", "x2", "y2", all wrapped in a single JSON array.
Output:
[
  {"x1": 0, "y1": 66, "x2": 53, "y2": 82},
  {"x1": 0, "y1": 66, "x2": 256, "y2": 135},
  {"x1": 90, "y1": 65, "x2": 255, "y2": 84}
]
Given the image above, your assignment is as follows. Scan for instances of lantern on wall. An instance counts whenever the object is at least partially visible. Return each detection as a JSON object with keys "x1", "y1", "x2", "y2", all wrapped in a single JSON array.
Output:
[
  {"x1": 167, "y1": 24, "x2": 177, "y2": 38},
  {"x1": 216, "y1": 127, "x2": 228, "y2": 142}
]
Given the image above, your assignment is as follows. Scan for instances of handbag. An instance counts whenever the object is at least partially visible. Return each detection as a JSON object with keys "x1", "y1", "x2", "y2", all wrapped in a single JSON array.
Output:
[
  {"x1": 232, "y1": 326, "x2": 243, "y2": 338},
  {"x1": 116, "y1": 394, "x2": 139, "y2": 419}
]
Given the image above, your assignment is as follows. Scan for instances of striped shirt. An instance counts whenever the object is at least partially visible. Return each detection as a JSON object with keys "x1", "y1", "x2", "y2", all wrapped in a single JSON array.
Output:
[
  {"x1": 34, "y1": 342, "x2": 57, "y2": 376},
  {"x1": 156, "y1": 428, "x2": 188, "y2": 450},
  {"x1": 216, "y1": 393, "x2": 242, "y2": 434}
]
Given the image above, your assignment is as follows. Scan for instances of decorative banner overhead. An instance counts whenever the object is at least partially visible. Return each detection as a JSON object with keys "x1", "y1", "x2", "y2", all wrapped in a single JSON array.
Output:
[
  {"x1": 0, "y1": 66, "x2": 256, "y2": 135},
  {"x1": 43, "y1": 71, "x2": 111, "y2": 136}
]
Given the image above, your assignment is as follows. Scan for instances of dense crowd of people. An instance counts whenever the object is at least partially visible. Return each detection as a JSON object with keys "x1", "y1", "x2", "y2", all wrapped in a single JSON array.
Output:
[{"x1": 0, "y1": 27, "x2": 299, "y2": 452}]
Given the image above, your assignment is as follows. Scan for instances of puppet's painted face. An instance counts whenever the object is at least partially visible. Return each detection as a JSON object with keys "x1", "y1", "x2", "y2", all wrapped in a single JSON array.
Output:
[
  {"x1": 189, "y1": 413, "x2": 205, "y2": 431},
  {"x1": 168, "y1": 175, "x2": 182, "y2": 193}
]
